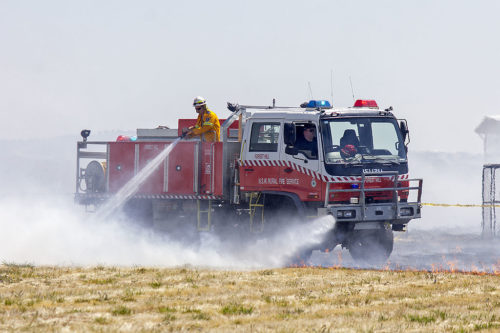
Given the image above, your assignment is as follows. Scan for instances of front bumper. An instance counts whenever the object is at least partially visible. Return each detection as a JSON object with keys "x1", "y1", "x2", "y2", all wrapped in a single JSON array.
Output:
[
  {"x1": 327, "y1": 201, "x2": 421, "y2": 223},
  {"x1": 324, "y1": 171, "x2": 423, "y2": 225}
]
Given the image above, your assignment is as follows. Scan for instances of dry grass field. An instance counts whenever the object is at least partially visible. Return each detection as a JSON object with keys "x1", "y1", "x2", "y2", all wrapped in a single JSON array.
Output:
[{"x1": 0, "y1": 264, "x2": 499, "y2": 332}]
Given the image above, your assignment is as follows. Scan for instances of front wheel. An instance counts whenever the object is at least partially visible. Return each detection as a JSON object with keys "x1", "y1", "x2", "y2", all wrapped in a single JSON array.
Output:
[{"x1": 347, "y1": 227, "x2": 394, "y2": 264}]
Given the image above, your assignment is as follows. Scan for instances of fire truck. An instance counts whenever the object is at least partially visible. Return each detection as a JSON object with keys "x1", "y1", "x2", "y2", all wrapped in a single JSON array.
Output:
[{"x1": 75, "y1": 99, "x2": 422, "y2": 262}]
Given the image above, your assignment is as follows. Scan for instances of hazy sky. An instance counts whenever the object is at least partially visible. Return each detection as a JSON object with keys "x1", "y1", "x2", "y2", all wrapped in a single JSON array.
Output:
[{"x1": 1, "y1": 0, "x2": 499, "y2": 152}]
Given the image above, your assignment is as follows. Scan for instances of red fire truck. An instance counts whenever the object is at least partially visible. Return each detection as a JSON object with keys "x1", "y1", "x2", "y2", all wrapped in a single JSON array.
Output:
[{"x1": 75, "y1": 99, "x2": 422, "y2": 262}]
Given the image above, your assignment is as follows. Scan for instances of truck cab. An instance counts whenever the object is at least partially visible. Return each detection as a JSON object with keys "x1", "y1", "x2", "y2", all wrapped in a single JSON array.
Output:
[{"x1": 235, "y1": 100, "x2": 422, "y2": 262}]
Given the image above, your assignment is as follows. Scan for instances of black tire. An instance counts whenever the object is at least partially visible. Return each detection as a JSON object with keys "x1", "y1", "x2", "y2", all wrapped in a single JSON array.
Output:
[{"x1": 347, "y1": 227, "x2": 394, "y2": 264}]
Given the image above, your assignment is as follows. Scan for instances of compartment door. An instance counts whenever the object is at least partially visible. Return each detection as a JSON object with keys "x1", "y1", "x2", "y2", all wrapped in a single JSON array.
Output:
[
  {"x1": 166, "y1": 141, "x2": 197, "y2": 195},
  {"x1": 108, "y1": 142, "x2": 136, "y2": 193}
]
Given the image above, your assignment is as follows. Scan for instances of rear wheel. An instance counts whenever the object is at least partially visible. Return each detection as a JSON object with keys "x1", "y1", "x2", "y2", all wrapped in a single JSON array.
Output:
[{"x1": 347, "y1": 226, "x2": 393, "y2": 264}]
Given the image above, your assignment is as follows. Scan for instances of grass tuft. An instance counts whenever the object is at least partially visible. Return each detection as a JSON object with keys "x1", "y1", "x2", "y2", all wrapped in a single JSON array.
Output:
[
  {"x1": 406, "y1": 314, "x2": 436, "y2": 324},
  {"x1": 163, "y1": 314, "x2": 176, "y2": 323},
  {"x1": 159, "y1": 306, "x2": 176, "y2": 313},
  {"x1": 150, "y1": 280, "x2": 162, "y2": 289},
  {"x1": 94, "y1": 316, "x2": 109, "y2": 324},
  {"x1": 111, "y1": 306, "x2": 132, "y2": 316},
  {"x1": 87, "y1": 278, "x2": 116, "y2": 285},
  {"x1": 192, "y1": 312, "x2": 210, "y2": 320},
  {"x1": 221, "y1": 303, "x2": 253, "y2": 316}
]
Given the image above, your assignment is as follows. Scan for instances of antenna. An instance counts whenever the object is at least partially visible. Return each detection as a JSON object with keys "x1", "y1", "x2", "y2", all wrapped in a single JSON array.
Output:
[
  {"x1": 307, "y1": 81, "x2": 314, "y2": 100},
  {"x1": 349, "y1": 76, "x2": 355, "y2": 102},
  {"x1": 330, "y1": 70, "x2": 334, "y2": 105}
]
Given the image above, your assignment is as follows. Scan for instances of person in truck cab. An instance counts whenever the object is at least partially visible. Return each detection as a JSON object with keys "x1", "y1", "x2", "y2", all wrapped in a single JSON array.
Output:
[
  {"x1": 185, "y1": 96, "x2": 220, "y2": 142},
  {"x1": 294, "y1": 123, "x2": 318, "y2": 158}
]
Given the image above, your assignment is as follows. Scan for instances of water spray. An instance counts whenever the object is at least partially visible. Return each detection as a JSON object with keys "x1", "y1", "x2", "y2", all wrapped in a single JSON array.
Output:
[{"x1": 95, "y1": 138, "x2": 181, "y2": 220}]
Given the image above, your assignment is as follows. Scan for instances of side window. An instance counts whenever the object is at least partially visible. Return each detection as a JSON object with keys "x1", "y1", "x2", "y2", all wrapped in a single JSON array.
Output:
[
  {"x1": 293, "y1": 123, "x2": 318, "y2": 159},
  {"x1": 249, "y1": 122, "x2": 280, "y2": 152}
]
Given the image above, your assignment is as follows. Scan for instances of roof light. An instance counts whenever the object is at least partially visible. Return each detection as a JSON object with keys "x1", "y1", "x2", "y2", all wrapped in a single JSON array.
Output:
[
  {"x1": 304, "y1": 100, "x2": 332, "y2": 109},
  {"x1": 116, "y1": 135, "x2": 131, "y2": 142},
  {"x1": 353, "y1": 99, "x2": 378, "y2": 108}
]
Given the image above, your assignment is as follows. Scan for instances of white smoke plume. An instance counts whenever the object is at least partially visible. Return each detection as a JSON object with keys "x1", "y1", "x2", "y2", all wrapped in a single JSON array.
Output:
[{"x1": 0, "y1": 194, "x2": 334, "y2": 268}]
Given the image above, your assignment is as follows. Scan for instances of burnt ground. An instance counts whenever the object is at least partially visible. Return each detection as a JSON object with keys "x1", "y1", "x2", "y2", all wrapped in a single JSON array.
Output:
[{"x1": 310, "y1": 229, "x2": 500, "y2": 273}]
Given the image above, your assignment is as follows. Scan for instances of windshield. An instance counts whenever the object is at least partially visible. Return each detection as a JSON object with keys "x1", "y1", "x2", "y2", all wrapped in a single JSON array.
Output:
[{"x1": 321, "y1": 117, "x2": 406, "y2": 164}]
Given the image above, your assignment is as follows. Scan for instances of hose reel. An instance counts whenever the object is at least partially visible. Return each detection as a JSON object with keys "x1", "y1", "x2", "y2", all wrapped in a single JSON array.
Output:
[{"x1": 82, "y1": 160, "x2": 106, "y2": 192}]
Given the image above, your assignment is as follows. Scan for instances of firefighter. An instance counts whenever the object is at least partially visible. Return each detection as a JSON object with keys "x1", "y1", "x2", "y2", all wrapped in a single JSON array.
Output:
[
  {"x1": 294, "y1": 124, "x2": 318, "y2": 158},
  {"x1": 185, "y1": 96, "x2": 220, "y2": 142}
]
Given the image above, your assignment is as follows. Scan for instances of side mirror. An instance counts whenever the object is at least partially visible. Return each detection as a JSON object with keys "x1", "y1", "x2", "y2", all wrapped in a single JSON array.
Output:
[
  {"x1": 284, "y1": 123, "x2": 296, "y2": 146},
  {"x1": 399, "y1": 120, "x2": 409, "y2": 143}
]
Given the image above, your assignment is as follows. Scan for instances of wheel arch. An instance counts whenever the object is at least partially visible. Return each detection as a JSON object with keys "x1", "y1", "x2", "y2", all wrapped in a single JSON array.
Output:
[{"x1": 261, "y1": 191, "x2": 306, "y2": 217}]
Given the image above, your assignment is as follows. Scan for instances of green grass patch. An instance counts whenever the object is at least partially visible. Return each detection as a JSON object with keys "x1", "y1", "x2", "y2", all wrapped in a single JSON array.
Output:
[
  {"x1": 87, "y1": 278, "x2": 116, "y2": 285},
  {"x1": 111, "y1": 306, "x2": 132, "y2": 316},
  {"x1": 94, "y1": 316, "x2": 109, "y2": 324},
  {"x1": 150, "y1": 280, "x2": 162, "y2": 289},
  {"x1": 406, "y1": 314, "x2": 436, "y2": 324},
  {"x1": 473, "y1": 322, "x2": 500, "y2": 331},
  {"x1": 221, "y1": 303, "x2": 253, "y2": 315},
  {"x1": 163, "y1": 314, "x2": 176, "y2": 323}
]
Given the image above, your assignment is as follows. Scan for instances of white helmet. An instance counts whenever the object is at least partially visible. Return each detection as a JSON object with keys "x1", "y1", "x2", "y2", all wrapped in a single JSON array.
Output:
[{"x1": 193, "y1": 96, "x2": 206, "y2": 107}]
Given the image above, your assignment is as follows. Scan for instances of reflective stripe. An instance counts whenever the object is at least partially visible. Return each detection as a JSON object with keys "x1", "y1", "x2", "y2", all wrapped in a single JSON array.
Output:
[{"x1": 203, "y1": 122, "x2": 214, "y2": 126}]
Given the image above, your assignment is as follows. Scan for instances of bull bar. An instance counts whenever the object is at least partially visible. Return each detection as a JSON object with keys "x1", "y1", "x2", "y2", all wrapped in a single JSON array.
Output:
[{"x1": 324, "y1": 171, "x2": 423, "y2": 223}]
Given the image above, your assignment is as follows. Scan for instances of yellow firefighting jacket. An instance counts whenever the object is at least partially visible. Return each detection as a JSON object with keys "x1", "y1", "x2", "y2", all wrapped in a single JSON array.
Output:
[{"x1": 189, "y1": 109, "x2": 220, "y2": 142}]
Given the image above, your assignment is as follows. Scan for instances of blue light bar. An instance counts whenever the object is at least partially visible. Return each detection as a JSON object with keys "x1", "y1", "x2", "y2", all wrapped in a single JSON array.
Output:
[{"x1": 306, "y1": 100, "x2": 332, "y2": 108}]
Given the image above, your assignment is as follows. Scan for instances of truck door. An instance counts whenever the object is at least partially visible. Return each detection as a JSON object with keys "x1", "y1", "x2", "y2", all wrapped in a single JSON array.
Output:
[
  {"x1": 239, "y1": 120, "x2": 282, "y2": 191},
  {"x1": 281, "y1": 122, "x2": 321, "y2": 201}
]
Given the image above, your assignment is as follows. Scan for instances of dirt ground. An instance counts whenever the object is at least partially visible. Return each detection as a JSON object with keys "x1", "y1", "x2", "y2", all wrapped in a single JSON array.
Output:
[{"x1": 0, "y1": 264, "x2": 499, "y2": 332}]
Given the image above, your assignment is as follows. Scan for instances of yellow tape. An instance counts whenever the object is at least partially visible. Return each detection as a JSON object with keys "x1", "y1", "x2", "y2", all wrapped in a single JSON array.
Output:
[{"x1": 422, "y1": 203, "x2": 500, "y2": 208}]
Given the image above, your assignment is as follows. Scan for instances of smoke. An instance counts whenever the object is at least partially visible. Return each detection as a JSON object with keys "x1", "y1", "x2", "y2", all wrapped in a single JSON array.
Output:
[
  {"x1": 408, "y1": 150, "x2": 484, "y2": 232},
  {"x1": 0, "y1": 194, "x2": 334, "y2": 268},
  {"x1": 0, "y1": 136, "x2": 498, "y2": 272}
]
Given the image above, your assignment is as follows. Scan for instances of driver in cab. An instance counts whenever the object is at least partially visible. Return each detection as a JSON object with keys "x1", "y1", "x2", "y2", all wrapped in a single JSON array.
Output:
[{"x1": 294, "y1": 124, "x2": 318, "y2": 158}]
